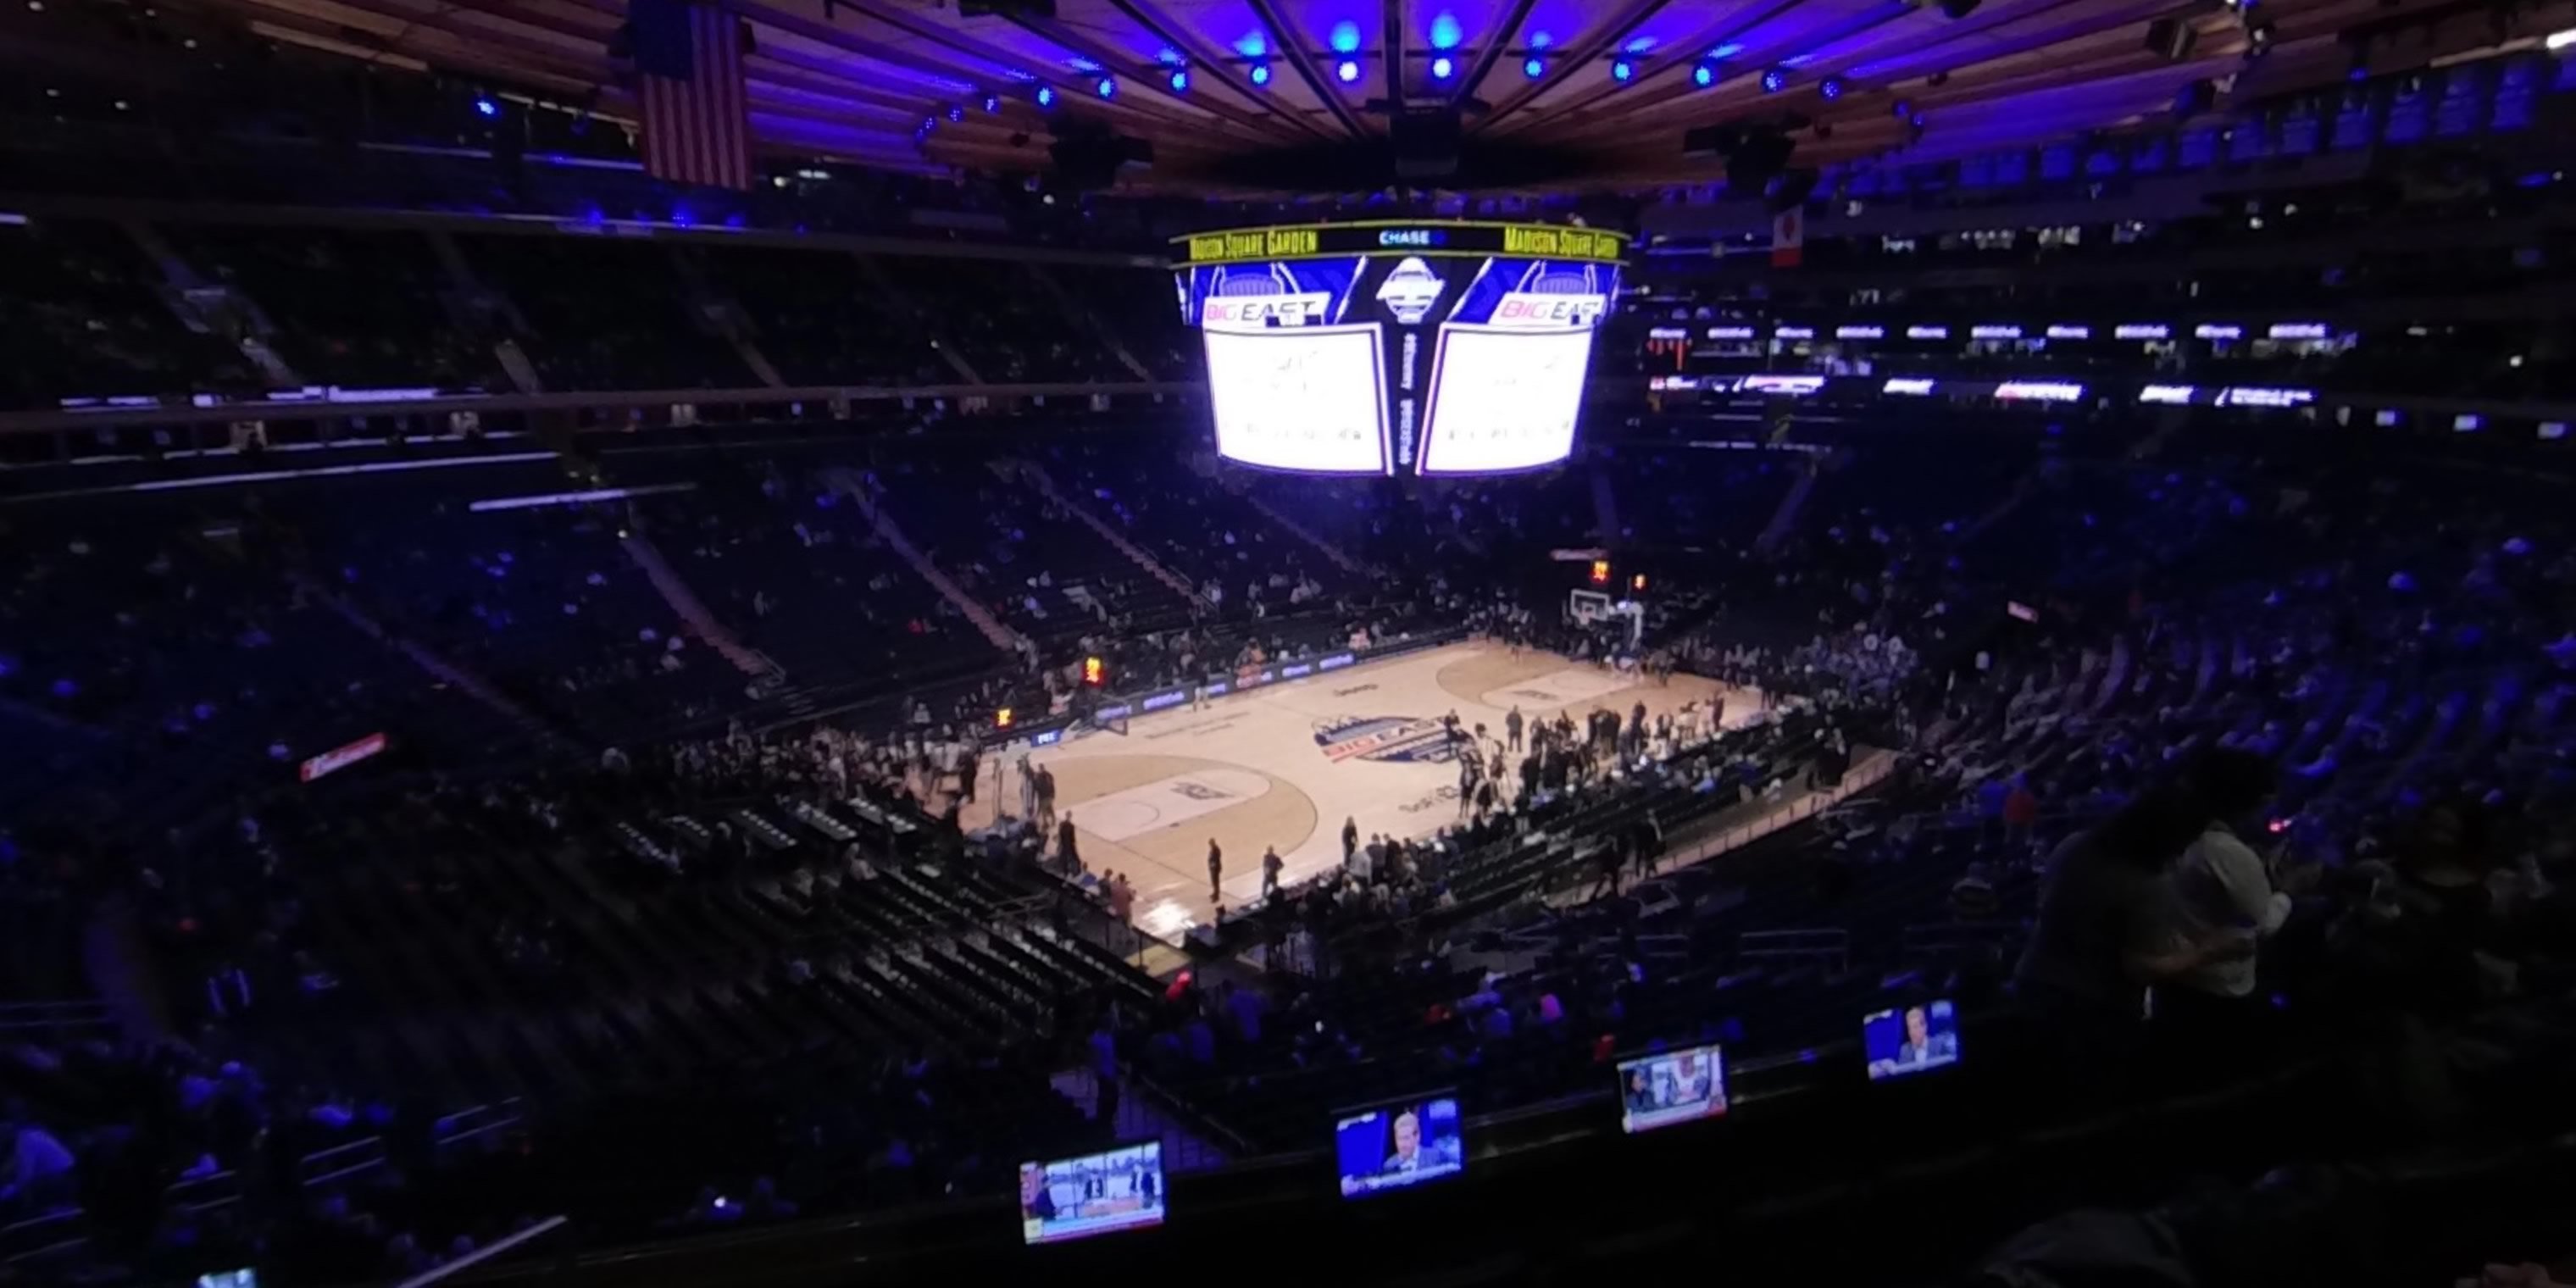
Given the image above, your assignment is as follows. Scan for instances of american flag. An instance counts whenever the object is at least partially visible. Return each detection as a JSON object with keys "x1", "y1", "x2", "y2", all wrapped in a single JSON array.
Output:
[{"x1": 634, "y1": 0, "x2": 754, "y2": 191}]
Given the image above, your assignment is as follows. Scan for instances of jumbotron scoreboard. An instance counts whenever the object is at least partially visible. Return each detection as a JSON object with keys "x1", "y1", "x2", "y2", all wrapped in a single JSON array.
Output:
[{"x1": 1172, "y1": 220, "x2": 1626, "y2": 476}]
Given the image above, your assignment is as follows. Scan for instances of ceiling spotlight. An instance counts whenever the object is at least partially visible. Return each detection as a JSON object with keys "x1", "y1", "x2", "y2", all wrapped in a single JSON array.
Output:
[
  {"x1": 1035, "y1": 85, "x2": 1057, "y2": 108},
  {"x1": 947, "y1": 103, "x2": 965, "y2": 122},
  {"x1": 920, "y1": 114, "x2": 937, "y2": 131},
  {"x1": 1430, "y1": 54, "x2": 1454, "y2": 79},
  {"x1": 1819, "y1": 76, "x2": 1844, "y2": 100},
  {"x1": 1523, "y1": 56, "x2": 1546, "y2": 78},
  {"x1": 474, "y1": 96, "x2": 499, "y2": 118},
  {"x1": 1760, "y1": 67, "x2": 1787, "y2": 92},
  {"x1": 1692, "y1": 62, "x2": 1717, "y2": 87},
  {"x1": 1169, "y1": 68, "x2": 1190, "y2": 92},
  {"x1": 1249, "y1": 61, "x2": 1272, "y2": 86},
  {"x1": 1335, "y1": 58, "x2": 1362, "y2": 83},
  {"x1": 980, "y1": 93, "x2": 1001, "y2": 113},
  {"x1": 1891, "y1": 98, "x2": 1911, "y2": 118},
  {"x1": 1096, "y1": 75, "x2": 1117, "y2": 97},
  {"x1": 1611, "y1": 58, "x2": 1635, "y2": 81}
]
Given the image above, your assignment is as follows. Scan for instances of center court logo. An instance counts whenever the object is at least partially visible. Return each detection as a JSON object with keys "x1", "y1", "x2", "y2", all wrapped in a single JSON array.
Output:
[{"x1": 1313, "y1": 715, "x2": 1458, "y2": 764}]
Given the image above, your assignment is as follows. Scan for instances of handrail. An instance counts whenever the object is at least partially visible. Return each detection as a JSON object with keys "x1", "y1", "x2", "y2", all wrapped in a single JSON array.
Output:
[{"x1": 390, "y1": 1214, "x2": 570, "y2": 1288}]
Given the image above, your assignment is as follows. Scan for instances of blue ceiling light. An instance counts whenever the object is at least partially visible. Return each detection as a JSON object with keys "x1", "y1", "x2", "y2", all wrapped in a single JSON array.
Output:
[
  {"x1": 1761, "y1": 66, "x2": 1787, "y2": 92},
  {"x1": 1819, "y1": 75, "x2": 1845, "y2": 100},
  {"x1": 920, "y1": 114, "x2": 937, "y2": 131},
  {"x1": 1623, "y1": 36, "x2": 1657, "y2": 53},
  {"x1": 1169, "y1": 68, "x2": 1190, "y2": 92},
  {"x1": 1156, "y1": 47, "x2": 1185, "y2": 66},
  {"x1": 980, "y1": 93, "x2": 1001, "y2": 113},
  {"x1": 1335, "y1": 58, "x2": 1362, "y2": 83},
  {"x1": 1095, "y1": 75, "x2": 1117, "y2": 97},
  {"x1": 1523, "y1": 55, "x2": 1546, "y2": 78},
  {"x1": 1692, "y1": 62, "x2": 1716, "y2": 87},
  {"x1": 1430, "y1": 54, "x2": 1454, "y2": 80},
  {"x1": 1611, "y1": 58, "x2": 1635, "y2": 81},
  {"x1": 1235, "y1": 32, "x2": 1269, "y2": 58},
  {"x1": 1429, "y1": 11, "x2": 1463, "y2": 49},
  {"x1": 947, "y1": 103, "x2": 965, "y2": 122},
  {"x1": 1035, "y1": 85, "x2": 1057, "y2": 108},
  {"x1": 1329, "y1": 19, "x2": 1362, "y2": 53},
  {"x1": 474, "y1": 96, "x2": 498, "y2": 118},
  {"x1": 1890, "y1": 98, "x2": 1909, "y2": 119},
  {"x1": 1249, "y1": 61, "x2": 1272, "y2": 86},
  {"x1": 1707, "y1": 42, "x2": 1743, "y2": 58}
]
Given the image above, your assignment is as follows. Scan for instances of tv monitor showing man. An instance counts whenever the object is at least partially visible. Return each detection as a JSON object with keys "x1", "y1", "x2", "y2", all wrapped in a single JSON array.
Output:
[
  {"x1": 1018, "y1": 1141, "x2": 1167, "y2": 1245},
  {"x1": 1616, "y1": 1042, "x2": 1728, "y2": 1133},
  {"x1": 1863, "y1": 998, "x2": 1963, "y2": 1080},
  {"x1": 1334, "y1": 1094, "x2": 1465, "y2": 1198}
]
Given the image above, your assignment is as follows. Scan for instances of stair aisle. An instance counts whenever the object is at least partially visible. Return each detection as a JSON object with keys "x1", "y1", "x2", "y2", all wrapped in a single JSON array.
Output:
[
  {"x1": 1011, "y1": 460, "x2": 1210, "y2": 609},
  {"x1": 821, "y1": 467, "x2": 1026, "y2": 653}
]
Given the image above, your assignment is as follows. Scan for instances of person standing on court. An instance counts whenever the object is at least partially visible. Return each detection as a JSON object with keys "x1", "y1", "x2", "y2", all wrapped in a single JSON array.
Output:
[
  {"x1": 1261, "y1": 846, "x2": 1284, "y2": 902},
  {"x1": 1505, "y1": 706, "x2": 1524, "y2": 752},
  {"x1": 1341, "y1": 817, "x2": 1359, "y2": 869},
  {"x1": 1207, "y1": 839, "x2": 1224, "y2": 902},
  {"x1": 1035, "y1": 764, "x2": 1058, "y2": 829},
  {"x1": 1058, "y1": 813, "x2": 1081, "y2": 875}
]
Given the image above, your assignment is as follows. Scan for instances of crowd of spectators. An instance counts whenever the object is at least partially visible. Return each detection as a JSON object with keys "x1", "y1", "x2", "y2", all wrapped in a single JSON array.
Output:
[{"x1": 5, "y1": 388, "x2": 2576, "y2": 1285}]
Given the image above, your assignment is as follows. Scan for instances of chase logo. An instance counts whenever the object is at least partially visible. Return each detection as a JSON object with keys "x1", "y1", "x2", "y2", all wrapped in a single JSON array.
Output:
[
  {"x1": 1491, "y1": 293, "x2": 1606, "y2": 329},
  {"x1": 1313, "y1": 715, "x2": 1458, "y2": 764},
  {"x1": 1374, "y1": 257, "x2": 1446, "y2": 325}
]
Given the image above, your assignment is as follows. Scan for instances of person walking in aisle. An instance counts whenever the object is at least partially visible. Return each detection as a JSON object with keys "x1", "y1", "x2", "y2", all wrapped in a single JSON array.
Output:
[{"x1": 1206, "y1": 839, "x2": 1224, "y2": 903}]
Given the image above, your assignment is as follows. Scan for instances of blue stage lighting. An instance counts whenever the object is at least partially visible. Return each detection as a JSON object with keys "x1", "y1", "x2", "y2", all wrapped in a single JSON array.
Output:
[
  {"x1": 1692, "y1": 62, "x2": 1715, "y2": 86},
  {"x1": 1760, "y1": 67, "x2": 1786, "y2": 92},
  {"x1": 1430, "y1": 54, "x2": 1453, "y2": 79},
  {"x1": 1329, "y1": 20, "x2": 1361, "y2": 53},
  {"x1": 1249, "y1": 61, "x2": 1272, "y2": 86},
  {"x1": 1523, "y1": 56, "x2": 1546, "y2": 78},
  {"x1": 1035, "y1": 85, "x2": 1057, "y2": 108},
  {"x1": 474, "y1": 97, "x2": 498, "y2": 118},
  {"x1": 1096, "y1": 75, "x2": 1117, "y2": 97},
  {"x1": 1819, "y1": 76, "x2": 1845, "y2": 100},
  {"x1": 1611, "y1": 58, "x2": 1635, "y2": 81},
  {"x1": 1335, "y1": 58, "x2": 1362, "y2": 83},
  {"x1": 1169, "y1": 68, "x2": 1189, "y2": 92}
]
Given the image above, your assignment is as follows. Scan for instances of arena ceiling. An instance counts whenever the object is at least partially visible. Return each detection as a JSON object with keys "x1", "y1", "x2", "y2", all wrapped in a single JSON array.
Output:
[{"x1": 200, "y1": 0, "x2": 2568, "y2": 193}]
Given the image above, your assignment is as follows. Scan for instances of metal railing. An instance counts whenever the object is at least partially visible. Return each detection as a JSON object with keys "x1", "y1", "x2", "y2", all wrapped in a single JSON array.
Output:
[
  {"x1": 1736, "y1": 928, "x2": 1852, "y2": 974},
  {"x1": 0, "y1": 999, "x2": 116, "y2": 1041}
]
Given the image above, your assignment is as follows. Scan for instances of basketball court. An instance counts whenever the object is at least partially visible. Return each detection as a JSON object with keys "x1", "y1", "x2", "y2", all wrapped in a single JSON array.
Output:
[{"x1": 964, "y1": 641, "x2": 1759, "y2": 941}]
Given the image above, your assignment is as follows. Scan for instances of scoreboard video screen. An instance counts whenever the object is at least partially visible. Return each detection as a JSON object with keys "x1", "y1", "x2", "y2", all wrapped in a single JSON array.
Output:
[{"x1": 1174, "y1": 221, "x2": 1625, "y2": 476}]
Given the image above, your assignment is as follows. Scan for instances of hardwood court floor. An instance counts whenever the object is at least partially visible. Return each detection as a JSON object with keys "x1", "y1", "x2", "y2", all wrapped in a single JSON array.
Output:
[{"x1": 965, "y1": 642, "x2": 1759, "y2": 942}]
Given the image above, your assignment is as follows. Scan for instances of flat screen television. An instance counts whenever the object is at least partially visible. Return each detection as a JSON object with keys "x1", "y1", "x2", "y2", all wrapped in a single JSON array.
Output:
[
  {"x1": 1018, "y1": 1140, "x2": 1167, "y2": 1245},
  {"x1": 1616, "y1": 1042, "x2": 1729, "y2": 1133},
  {"x1": 1863, "y1": 998, "x2": 1963, "y2": 1080},
  {"x1": 1334, "y1": 1093, "x2": 1465, "y2": 1198}
]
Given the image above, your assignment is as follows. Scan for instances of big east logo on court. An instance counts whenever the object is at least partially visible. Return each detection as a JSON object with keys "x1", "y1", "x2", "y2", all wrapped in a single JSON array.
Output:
[
  {"x1": 1201, "y1": 293, "x2": 1332, "y2": 329},
  {"x1": 1490, "y1": 293, "x2": 1607, "y2": 329}
]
